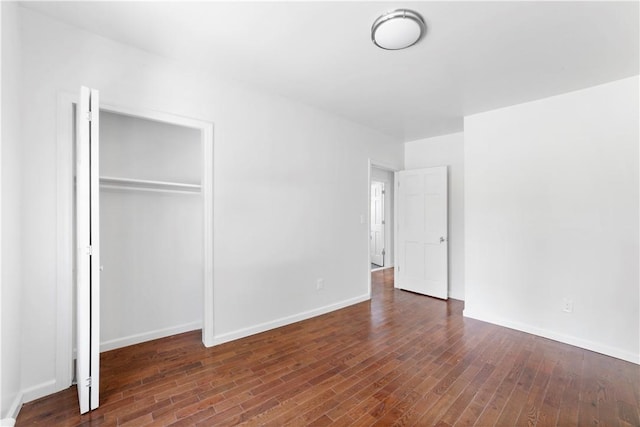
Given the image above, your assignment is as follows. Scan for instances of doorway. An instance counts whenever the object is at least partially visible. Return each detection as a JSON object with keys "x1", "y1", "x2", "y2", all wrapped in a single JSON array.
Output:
[
  {"x1": 99, "y1": 110, "x2": 203, "y2": 351},
  {"x1": 369, "y1": 165, "x2": 395, "y2": 273},
  {"x1": 370, "y1": 180, "x2": 385, "y2": 269}
]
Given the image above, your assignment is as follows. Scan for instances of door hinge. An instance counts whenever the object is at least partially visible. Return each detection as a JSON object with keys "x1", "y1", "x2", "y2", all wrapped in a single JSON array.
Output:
[
  {"x1": 85, "y1": 111, "x2": 93, "y2": 122},
  {"x1": 86, "y1": 245, "x2": 93, "y2": 255},
  {"x1": 85, "y1": 377, "x2": 92, "y2": 388}
]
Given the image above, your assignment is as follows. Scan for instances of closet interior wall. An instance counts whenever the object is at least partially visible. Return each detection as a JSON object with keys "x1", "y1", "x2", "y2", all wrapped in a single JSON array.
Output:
[{"x1": 99, "y1": 111, "x2": 203, "y2": 351}]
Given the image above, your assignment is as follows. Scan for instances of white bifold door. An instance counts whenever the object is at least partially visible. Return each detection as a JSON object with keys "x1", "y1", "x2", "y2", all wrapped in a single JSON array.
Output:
[
  {"x1": 76, "y1": 86, "x2": 100, "y2": 413},
  {"x1": 396, "y1": 166, "x2": 448, "y2": 299}
]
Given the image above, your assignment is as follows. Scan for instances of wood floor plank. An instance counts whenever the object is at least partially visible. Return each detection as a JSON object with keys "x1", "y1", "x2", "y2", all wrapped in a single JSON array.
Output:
[
  {"x1": 16, "y1": 268, "x2": 639, "y2": 426},
  {"x1": 452, "y1": 339, "x2": 517, "y2": 426},
  {"x1": 495, "y1": 340, "x2": 547, "y2": 425},
  {"x1": 466, "y1": 345, "x2": 533, "y2": 425},
  {"x1": 514, "y1": 351, "x2": 555, "y2": 426}
]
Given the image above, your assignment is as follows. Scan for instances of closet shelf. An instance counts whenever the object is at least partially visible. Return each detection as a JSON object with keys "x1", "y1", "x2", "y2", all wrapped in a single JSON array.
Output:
[{"x1": 100, "y1": 176, "x2": 201, "y2": 194}]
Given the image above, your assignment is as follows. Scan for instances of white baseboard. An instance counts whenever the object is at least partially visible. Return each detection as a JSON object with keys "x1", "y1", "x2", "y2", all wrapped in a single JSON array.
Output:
[
  {"x1": 1, "y1": 391, "x2": 22, "y2": 426},
  {"x1": 11, "y1": 380, "x2": 60, "y2": 406},
  {"x1": 3, "y1": 378, "x2": 67, "y2": 422},
  {"x1": 213, "y1": 294, "x2": 370, "y2": 346},
  {"x1": 463, "y1": 309, "x2": 640, "y2": 365},
  {"x1": 448, "y1": 291, "x2": 465, "y2": 301},
  {"x1": 100, "y1": 321, "x2": 202, "y2": 352}
]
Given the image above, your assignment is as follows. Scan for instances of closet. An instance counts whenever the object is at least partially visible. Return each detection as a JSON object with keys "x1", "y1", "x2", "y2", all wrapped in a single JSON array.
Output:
[{"x1": 99, "y1": 111, "x2": 203, "y2": 351}]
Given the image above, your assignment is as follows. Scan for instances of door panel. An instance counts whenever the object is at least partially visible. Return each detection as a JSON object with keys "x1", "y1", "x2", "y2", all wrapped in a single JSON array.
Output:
[
  {"x1": 397, "y1": 167, "x2": 448, "y2": 299},
  {"x1": 424, "y1": 194, "x2": 445, "y2": 241},
  {"x1": 76, "y1": 87, "x2": 90, "y2": 415},
  {"x1": 404, "y1": 241, "x2": 425, "y2": 278},
  {"x1": 405, "y1": 195, "x2": 424, "y2": 236},
  {"x1": 76, "y1": 86, "x2": 100, "y2": 414},
  {"x1": 424, "y1": 244, "x2": 444, "y2": 281}
]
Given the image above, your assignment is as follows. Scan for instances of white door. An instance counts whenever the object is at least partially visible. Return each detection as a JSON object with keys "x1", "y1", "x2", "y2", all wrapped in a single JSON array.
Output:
[
  {"x1": 396, "y1": 166, "x2": 448, "y2": 299},
  {"x1": 370, "y1": 181, "x2": 385, "y2": 266},
  {"x1": 76, "y1": 86, "x2": 100, "y2": 413}
]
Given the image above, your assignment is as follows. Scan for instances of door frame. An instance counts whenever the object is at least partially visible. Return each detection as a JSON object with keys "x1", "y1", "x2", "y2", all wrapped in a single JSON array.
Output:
[
  {"x1": 55, "y1": 92, "x2": 214, "y2": 390},
  {"x1": 367, "y1": 159, "x2": 398, "y2": 297}
]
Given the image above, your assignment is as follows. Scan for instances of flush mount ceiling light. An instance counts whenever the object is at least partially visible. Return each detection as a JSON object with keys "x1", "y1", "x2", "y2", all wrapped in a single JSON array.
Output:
[{"x1": 371, "y1": 9, "x2": 426, "y2": 50}]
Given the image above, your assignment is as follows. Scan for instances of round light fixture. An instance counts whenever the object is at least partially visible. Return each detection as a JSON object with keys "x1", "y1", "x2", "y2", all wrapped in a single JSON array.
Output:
[{"x1": 371, "y1": 9, "x2": 426, "y2": 50}]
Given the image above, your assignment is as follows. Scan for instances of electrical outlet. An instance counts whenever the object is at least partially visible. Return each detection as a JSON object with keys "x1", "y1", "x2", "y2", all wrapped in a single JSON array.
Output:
[
  {"x1": 316, "y1": 278, "x2": 324, "y2": 291},
  {"x1": 562, "y1": 298, "x2": 573, "y2": 313}
]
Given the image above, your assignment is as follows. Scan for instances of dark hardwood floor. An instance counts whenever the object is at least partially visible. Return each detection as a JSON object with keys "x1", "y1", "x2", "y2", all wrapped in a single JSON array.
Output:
[{"x1": 17, "y1": 269, "x2": 640, "y2": 426}]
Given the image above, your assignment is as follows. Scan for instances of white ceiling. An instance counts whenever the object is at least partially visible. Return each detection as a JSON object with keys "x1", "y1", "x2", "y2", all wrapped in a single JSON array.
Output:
[{"x1": 21, "y1": 1, "x2": 639, "y2": 141}]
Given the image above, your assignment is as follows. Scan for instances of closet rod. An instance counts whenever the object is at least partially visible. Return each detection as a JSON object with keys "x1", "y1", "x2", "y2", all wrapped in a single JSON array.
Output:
[{"x1": 100, "y1": 176, "x2": 201, "y2": 194}]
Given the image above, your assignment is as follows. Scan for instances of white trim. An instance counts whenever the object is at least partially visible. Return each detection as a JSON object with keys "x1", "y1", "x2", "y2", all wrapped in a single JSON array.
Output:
[
  {"x1": 371, "y1": 266, "x2": 393, "y2": 273},
  {"x1": 463, "y1": 309, "x2": 640, "y2": 365},
  {"x1": 213, "y1": 294, "x2": 370, "y2": 345},
  {"x1": 1, "y1": 392, "x2": 22, "y2": 426},
  {"x1": 448, "y1": 289, "x2": 465, "y2": 301},
  {"x1": 56, "y1": 92, "x2": 76, "y2": 391},
  {"x1": 394, "y1": 171, "x2": 399, "y2": 288},
  {"x1": 100, "y1": 321, "x2": 202, "y2": 352},
  {"x1": 56, "y1": 93, "x2": 216, "y2": 391},
  {"x1": 367, "y1": 161, "x2": 372, "y2": 298},
  {"x1": 21, "y1": 379, "x2": 58, "y2": 404},
  {"x1": 201, "y1": 122, "x2": 214, "y2": 347},
  {"x1": 0, "y1": 2, "x2": 4, "y2": 417},
  {"x1": 0, "y1": 1, "x2": 3, "y2": 417}
]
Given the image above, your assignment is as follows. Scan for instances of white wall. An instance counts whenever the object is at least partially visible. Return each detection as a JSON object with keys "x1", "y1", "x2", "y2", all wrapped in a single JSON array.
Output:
[
  {"x1": 464, "y1": 76, "x2": 639, "y2": 363},
  {"x1": 371, "y1": 167, "x2": 394, "y2": 268},
  {"x1": 404, "y1": 133, "x2": 465, "y2": 300},
  {"x1": 17, "y1": 6, "x2": 403, "y2": 400},
  {"x1": 100, "y1": 112, "x2": 203, "y2": 350},
  {"x1": 1, "y1": 1, "x2": 23, "y2": 423}
]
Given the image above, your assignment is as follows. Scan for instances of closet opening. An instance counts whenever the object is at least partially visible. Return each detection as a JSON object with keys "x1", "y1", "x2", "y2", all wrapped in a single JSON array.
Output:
[
  {"x1": 99, "y1": 110, "x2": 204, "y2": 352},
  {"x1": 55, "y1": 94, "x2": 214, "y2": 391}
]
